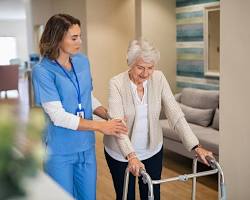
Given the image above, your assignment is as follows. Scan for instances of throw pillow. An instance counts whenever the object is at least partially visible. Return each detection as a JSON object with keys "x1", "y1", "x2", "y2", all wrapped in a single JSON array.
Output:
[
  {"x1": 174, "y1": 93, "x2": 181, "y2": 102},
  {"x1": 211, "y1": 108, "x2": 219, "y2": 130},
  {"x1": 181, "y1": 88, "x2": 219, "y2": 109},
  {"x1": 179, "y1": 103, "x2": 214, "y2": 127}
]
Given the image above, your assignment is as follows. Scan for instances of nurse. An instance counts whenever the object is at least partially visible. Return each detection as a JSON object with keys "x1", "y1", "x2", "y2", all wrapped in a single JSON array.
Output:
[{"x1": 32, "y1": 14, "x2": 127, "y2": 200}]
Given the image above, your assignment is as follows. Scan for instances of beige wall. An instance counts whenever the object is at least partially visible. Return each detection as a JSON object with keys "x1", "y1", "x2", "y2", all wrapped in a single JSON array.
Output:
[
  {"x1": 86, "y1": 0, "x2": 135, "y2": 106},
  {"x1": 141, "y1": 0, "x2": 176, "y2": 92},
  {"x1": 51, "y1": 0, "x2": 87, "y2": 52},
  {"x1": 220, "y1": 0, "x2": 250, "y2": 199},
  {"x1": 30, "y1": 0, "x2": 87, "y2": 53},
  {"x1": 29, "y1": 0, "x2": 135, "y2": 105},
  {"x1": 28, "y1": 0, "x2": 177, "y2": 104}
]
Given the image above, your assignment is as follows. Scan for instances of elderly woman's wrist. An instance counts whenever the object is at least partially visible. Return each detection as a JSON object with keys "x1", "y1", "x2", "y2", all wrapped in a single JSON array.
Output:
[
  {"x1": 192, "y1": 144, "x2": 202, "y2": 151},
  {"x1": 127, "y1": 152, "x2": 137, "y2": 161}
]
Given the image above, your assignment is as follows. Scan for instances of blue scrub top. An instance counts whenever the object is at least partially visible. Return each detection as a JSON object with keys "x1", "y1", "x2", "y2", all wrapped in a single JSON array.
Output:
[{"x1": 32, "y1": 53, "x2": 95, "y2": 155}]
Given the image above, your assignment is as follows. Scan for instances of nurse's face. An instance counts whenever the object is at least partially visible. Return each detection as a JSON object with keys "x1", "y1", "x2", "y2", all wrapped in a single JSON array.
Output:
[{"x1": 59, "y1": 24, "x2": 82, "y2": 55}]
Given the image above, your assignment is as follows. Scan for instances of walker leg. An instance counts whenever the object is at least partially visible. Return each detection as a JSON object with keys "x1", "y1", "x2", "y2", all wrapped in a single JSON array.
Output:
[
  {"x1": 122, "y1": 168, "x2": 130, "y2": 200},
  {"x1": 192, "y1": 157, "x2": 198, "y2": 200}
]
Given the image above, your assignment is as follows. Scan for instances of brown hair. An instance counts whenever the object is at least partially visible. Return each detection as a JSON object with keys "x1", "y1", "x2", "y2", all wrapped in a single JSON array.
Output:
[{"x1": 39, "y1": 14, "x2": 81, "y2": 60}]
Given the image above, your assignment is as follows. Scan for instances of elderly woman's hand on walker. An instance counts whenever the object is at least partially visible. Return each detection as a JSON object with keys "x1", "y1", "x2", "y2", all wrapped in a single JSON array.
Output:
[
  {"x1": 193, "y1": 144, "x2": 214, "y2": 166},
  {"x1": 127, "y1": 152, "x2": 145, "y2": 176}
]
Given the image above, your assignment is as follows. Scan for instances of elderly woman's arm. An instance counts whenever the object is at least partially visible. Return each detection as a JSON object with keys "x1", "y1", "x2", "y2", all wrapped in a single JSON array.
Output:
[
  {"x1": 108, "y1": 79, "x2": 145, "y2": 175},
  {"x1": 175, "y1": 118, "x2": 213, "y2": 165},
  {"x1": 160, "y1": 72, "x2": 213, "y2": 165},
  {"x1": 108, "y1": 79, "x2": 135, "y2": 157}
]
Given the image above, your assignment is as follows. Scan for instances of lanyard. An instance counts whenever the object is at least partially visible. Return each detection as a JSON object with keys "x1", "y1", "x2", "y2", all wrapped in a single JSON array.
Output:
[{"x1": 55, "y1": 58, "x2": 81, "y2": 106}]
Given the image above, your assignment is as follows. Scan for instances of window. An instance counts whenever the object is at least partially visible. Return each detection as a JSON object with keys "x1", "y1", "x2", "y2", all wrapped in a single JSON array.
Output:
[{"x1": 0, "y1": 37, "x2": 17, "y2": 65}]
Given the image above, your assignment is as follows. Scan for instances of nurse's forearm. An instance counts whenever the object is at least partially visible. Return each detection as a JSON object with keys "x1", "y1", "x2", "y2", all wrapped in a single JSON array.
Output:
[
  {"x1": 77, "y1": 118, "x2": 101, "y2": 131},
  {"x1": 77, "y1": 118, "x2": 128, "y2": 135},
  {"x1": 42, "y1": 101, "x2": 127, "y2": 135}
]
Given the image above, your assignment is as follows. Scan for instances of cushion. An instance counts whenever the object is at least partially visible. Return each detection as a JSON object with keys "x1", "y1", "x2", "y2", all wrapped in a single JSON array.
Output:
[
  {"x1": 189, "y1": 123, "x2": 219, "y2": 155},
  {"x1": 174, "y1": 93, "x2": 181, "y2": 102},
  {"x1": 161, "y1": 119, "x2": 180, "y2": 141},
  {"x1": 181, "y1": 88, "x2": 219, "y2": 109},
  {"x1": 160, "y1": 120, "x2": 219, "y2": 155},
  {"x1": 160, "y1": 93, "x2": 181, "y2": 119},
  {"x1": 179, "y1": 103, "x2": 214, "y2": 127},
  {"x1": 211, "y1": 108, "x2": 219, "y2": 130}
]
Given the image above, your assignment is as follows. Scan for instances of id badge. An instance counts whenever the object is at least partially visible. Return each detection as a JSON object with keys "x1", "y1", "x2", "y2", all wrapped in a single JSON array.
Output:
[{"x1": 76, "y1": 104, "x2": 85, "y2": 118}]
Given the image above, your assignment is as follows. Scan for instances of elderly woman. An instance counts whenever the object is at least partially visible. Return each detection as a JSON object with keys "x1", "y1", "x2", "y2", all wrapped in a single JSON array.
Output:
[{"x1": 103, "y1": 39, "x2": 213, "y2": 200}]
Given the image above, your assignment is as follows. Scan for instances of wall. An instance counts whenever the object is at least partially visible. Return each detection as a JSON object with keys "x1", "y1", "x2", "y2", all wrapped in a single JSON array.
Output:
[
  {"x1": 30, "y1": 0, "x2": 53, "y2": 53},
  {"x1": 28, "y1": 0, "x2": 135, "y2": 106},
  {"x1": 141, "y1": 0, "x2": 177, "y2": 92},
  {"x1": 29, "y1": 0, "x2": 87, "y2": 53},
  {"x1": 86, "y1": 0, "x2": 135, "y2": 106},
  {"x1": 176, "y1": 0, "x2": 219, "y2": 90},
  {"x1": 0, "y1": 19, "x2": 28, "y2": 62},
  {"x1": 24, "y1": 0, "x2": 34, "y2": 57},
  {"x1": 51, "y1": 0, "x2": 87, "y2": 52},
  {"x1": 220, "y1": 0, "x2": 250, "y2": 198}
]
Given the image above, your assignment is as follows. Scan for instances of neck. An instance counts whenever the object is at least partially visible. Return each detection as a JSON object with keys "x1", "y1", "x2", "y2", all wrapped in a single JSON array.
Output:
[{"x1": 57, "y1": 52, "x2": 71, "y2": 69}]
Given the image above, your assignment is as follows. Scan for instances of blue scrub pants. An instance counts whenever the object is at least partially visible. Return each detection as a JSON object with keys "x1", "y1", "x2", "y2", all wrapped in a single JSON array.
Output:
[{"x1": 44, "y1": 147, "x2": 97, "y2": 200}]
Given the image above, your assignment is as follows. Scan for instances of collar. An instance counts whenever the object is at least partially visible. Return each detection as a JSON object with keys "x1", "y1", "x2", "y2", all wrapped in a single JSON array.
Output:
[{"x1": 129, "y1": 80, "x2": 148, "y2": 92}]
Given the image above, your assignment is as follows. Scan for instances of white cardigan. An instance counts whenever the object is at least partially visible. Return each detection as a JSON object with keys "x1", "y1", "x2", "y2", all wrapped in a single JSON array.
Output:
[{"x1": 103, "y1": 70, "x2": 199, "y2": 158}]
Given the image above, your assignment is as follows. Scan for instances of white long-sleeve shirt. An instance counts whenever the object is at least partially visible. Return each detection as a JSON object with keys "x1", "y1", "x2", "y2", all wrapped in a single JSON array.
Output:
[
  {"x1": 105, "y1": 80, "x2": 162, "y2": 161},
  {"x1": 42, "y1": 93, "x2": 102, "y2": 130}
]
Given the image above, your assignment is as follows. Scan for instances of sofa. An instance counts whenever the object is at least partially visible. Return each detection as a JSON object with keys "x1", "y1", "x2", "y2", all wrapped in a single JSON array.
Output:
[{"x1": 160, "y1": 88, "x2": 219, "y2": 160}]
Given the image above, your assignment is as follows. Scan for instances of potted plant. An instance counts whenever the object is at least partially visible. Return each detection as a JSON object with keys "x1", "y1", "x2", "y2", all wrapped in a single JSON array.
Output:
[{"x1": 0, "y1": 105, "x2": 44, "y2": 200}]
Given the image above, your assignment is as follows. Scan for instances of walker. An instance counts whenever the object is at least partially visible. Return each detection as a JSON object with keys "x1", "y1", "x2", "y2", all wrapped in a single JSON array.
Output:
[{"x1": 122, "y1": 156, "x2": 226, "y2": 200}]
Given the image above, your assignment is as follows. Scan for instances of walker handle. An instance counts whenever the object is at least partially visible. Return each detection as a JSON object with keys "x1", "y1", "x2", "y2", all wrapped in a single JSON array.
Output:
[{"x1": 205, "y1": 156, "x2": 216, "y2": 169}]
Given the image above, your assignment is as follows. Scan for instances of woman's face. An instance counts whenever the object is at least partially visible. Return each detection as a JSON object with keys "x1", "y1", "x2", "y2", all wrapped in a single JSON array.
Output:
[
  {"x1": 59, "y1": 24, "x2": 82, "y2": 55},
  {"x1": 129, "y1": 57, "x2": 155, "y2": 85}
]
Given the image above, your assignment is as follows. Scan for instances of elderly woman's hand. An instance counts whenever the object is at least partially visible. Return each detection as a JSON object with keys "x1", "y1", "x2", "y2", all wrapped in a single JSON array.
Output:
[
  {"x1": 127, "y1": 153, "x2": 145, "y2": 176},
  {"x1": 194, "y1": 145, "x2": 214, "y2": 166}
]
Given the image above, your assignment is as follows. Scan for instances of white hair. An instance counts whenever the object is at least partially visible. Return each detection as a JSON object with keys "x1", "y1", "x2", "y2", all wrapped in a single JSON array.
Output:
[{"x1": 127, "y1": 39, "x2": 160, "y2": 66}]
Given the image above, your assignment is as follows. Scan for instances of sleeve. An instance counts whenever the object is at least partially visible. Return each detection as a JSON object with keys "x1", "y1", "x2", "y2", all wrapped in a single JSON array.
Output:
[
  {"x1": 160, "y1": 71, "x2": 184, "y2": 128},
  {"x1": 108, "y1": 79, "x2": 124, "y2": 119},
  {"x1": 32, "y1": 67, "x2": 61, "y2": 106},
  {"x1": 174, "y1": 117, "x2": 199, "y2": 151},
  {"x1": 42, "y1": 101, "x2": 80, "y2": 130},
  {"x1": 108, "y1": 79, "x2": 135, "y2": 157},
  {"x1": 160, "y1": 71, "x2": 198, "y2": 151}
]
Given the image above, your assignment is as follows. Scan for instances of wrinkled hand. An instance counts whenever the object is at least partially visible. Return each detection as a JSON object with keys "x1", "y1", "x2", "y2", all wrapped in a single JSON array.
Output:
[
  {"x1": 128, "y1": 157, "x2": 145, "y2": 176},
  {"x1": 195, "y1": 147, "x2": 214, "y2": 166},
  {"x1": 98, "y1": 119, "x2": 128, "y2": 137}
]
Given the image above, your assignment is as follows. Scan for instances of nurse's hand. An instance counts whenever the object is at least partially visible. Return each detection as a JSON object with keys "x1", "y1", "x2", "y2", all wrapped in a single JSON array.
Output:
[{"x1": 97, "y1": 119, "x2": 128, "y2": 136}]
